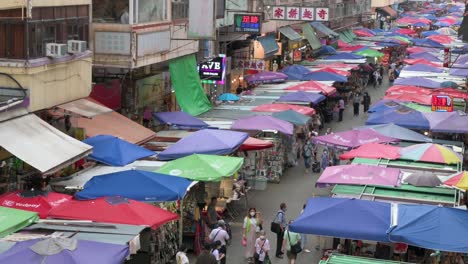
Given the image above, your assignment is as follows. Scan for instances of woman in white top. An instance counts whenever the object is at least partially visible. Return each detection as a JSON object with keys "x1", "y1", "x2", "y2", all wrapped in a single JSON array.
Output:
[
  {"x1": 176, "y1": 245, "x2": 189, "y2": 264},
  {"x1": 243, "y1": 208, "x2": 263, "y2": 262},
  {"x1": 254, "y1": 230, "x2": 270, "y2": 264}
]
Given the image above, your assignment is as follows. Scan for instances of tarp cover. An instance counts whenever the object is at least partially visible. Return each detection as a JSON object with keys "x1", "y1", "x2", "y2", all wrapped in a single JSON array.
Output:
[
  {"x1": 356, "y1": 124, "x2": 432, "y2": 143},
  {"x1": 0, "y1": 206, "x2": 39, "y2": 239},
  {"x1": 277, "y1": 91, "x2": 326, "y2": 104},
  {"x1": 285, "y1": 81, "x2": 337, "y2": 95},
  {"x1": 302, "y1": 71, "x2": 348, "y2": 82},
  {"x1": 58, "y1": 98, "x2": 112, "y2": 118},
  {"x1": 169, "y1": 55, "x2": 212, "y2": 116},
  {"x1": 317, "y1": 164, "x2": 401, "y2": 187},
  {"x1": 313, "y1": 129, "x2": 397, "y2": 150},
  {"x1": 408, "y1": 52, "x2": 442, "y2": 62},
  {"x1": 340, "y1": 143, "x2": 402, "y2": 160},
  {"x1": 231, "y1": 115, "x2": 294, "y2": 135},
  {"x1": 157, "y1": 129, "x2": 248, "y2": 160},
  {"x1": 403, "y1": 64, "x2": 444, "y2": 73},
  {"x1": 49, "y1": 197, "x2": 178, "y2": 229},
  {"x1": 252, "y1": 103, "x2": 316, "y2": 116},
  {"x1": 272, "y1": 110, "x2": 311, "y2": 126},
  {"x1": 75, "y1": 170, "x2": 193, "y2": 202},
  {"x1": 245, "y1": 71, "x2": 288, "y2": 84},
  {"x1": 83, "y1": 135, "x2": 154, "y2": 166},
  {"x1": 239, "y1": 137, "x2": 273, "y2": 151},
  {"x1": 289, "y1": 197, "x2": 391, "y2": 242},
  {"x1": 153, "y1": 111, "x2": 208, "y2": 128},
  {"x1": 394, "y1": 77, "x2": 441, "y2": 88},
  {"x1": 389, "y1": 204, "x2": 468, "y2": 253},
  {"x1": 0, "y1": 114, "x2": 92, "y2": 174}
]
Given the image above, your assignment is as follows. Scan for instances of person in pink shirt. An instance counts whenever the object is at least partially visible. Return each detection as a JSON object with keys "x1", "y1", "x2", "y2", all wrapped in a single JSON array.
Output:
[{"x1": 143, "y1": 107, "x2": 152, "y2": 128}]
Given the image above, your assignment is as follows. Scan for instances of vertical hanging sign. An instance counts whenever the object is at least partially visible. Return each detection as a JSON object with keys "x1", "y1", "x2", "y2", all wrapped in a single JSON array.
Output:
[{"x1": 443, "y1": 48, "x2": 450, "y2": 67}]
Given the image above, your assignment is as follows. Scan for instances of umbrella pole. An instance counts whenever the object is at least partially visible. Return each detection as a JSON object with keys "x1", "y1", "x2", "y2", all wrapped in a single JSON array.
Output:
[{"x1": 179, "y1": 199, "x2": 184, "y2": 246}]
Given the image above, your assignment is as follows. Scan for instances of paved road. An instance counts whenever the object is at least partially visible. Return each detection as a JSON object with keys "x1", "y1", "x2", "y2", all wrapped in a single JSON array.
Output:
[{"x1": 190, "y1": 77, "x2": 391, "y2": 264}]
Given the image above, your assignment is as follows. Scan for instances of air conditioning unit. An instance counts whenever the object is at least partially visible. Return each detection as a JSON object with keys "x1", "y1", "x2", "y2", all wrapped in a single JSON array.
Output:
[
  {"x1": 46, "y1": 43, "x2": 67, "y2": 58},
  {"x1": 67, "y1": 40, "x2": 87, "y2": 54}
]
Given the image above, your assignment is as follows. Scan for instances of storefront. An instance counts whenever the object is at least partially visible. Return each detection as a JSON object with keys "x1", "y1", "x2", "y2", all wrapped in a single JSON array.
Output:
[
  {"x1": 278, "y1": 26, "x2": 303, "y2": 65},
  {"x1": 253, "y1": 35, "x2": 280, "y2": 72}
]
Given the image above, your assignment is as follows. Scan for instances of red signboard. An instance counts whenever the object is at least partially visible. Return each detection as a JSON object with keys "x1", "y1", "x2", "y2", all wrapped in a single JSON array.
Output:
[
  {"x1": 431, "y1": 95, "x2": 453, "y2": 112},
  {"x1": 443, "y1": 48, "x2": 450, "y2": 67}
]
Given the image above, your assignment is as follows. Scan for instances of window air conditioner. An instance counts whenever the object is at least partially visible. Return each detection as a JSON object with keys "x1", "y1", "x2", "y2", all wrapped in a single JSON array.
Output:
[
  {"x1": 46, "y1": 43, "x2": 68, "y2": 58},
  {"x1": 67, "y1": 40, "x2": 87, "y2": 54}
]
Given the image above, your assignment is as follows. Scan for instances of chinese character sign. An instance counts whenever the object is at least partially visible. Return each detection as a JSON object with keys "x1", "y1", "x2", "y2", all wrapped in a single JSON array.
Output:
[
  {"x1": 315, "y1": 8, "x2": 329, "y2": 21},
  {"x1": 286, "y1": 7, "x2": 300, "y2": 20},
  {"x1": 234, "y1": 14, "x2": 262, "y2": 33},
  {"x1": 236, "y1": 59, "x2": 266, "y2": 71},
  {"x1": 272, "y1": 6, "x2": 286, "y2": 20},
  {"x1": 431, "y1": 95, "x2": 453, "y2": 112},
  {"x1": 301, "y1": 7, "x2": 315, "y2": 21}
]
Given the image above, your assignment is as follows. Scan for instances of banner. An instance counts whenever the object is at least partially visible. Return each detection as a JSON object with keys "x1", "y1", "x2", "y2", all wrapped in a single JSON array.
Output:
[
  {"x1": 188, "y1": 0, "x2": 215, "y2": 39},
  {"x1": 169, "y1": 55, "x2": 212, "y2": 116}
]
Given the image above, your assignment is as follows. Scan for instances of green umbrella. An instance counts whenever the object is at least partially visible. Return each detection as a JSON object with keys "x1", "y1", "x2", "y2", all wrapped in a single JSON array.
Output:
[
  {"x1": 390, "y1": 36, "x2": 411, "y2": 43},
  {"x1": 355, "y1": 49, "x2": 384, "y2": 58},
  {"x1": 157, "y1": 154, "x2": 244, "y2": 182},
  {"x1": 401, "y1": 102, "x2": 432, "y2": 113},
  {"x1": 0, "y1": 206, "x2": 39, "y2": 238}
]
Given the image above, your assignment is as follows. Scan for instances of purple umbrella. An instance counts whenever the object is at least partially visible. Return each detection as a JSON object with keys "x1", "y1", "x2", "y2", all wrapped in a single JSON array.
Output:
[
  {"x1": 153, "y1": 111, "x2": 208, "y2": 128},
  {"x1": 277, "y1": 91, "x2": 326, "y2": 104},
  {"x1": 424, "y1": 111, "x2": 468, "y2": 133},
  {"x1": 404, "y1": 64, "x2": 444, "y2": 73},
  {"x1": 317, "y1": 164, "x2": 402, "y2": 187},
  {"x1": 408, "y1": 52, "x2": 442, "y2": 62},
  {"x1": 231, "y1": 115, "x2": 294, "y2": 135},
  {"x1": 313, "y1": 128, "x2": 398, "y2": 149},
  {"x1": 449, "y1": 68, "x2": 468, "y2": 77},
  {"x1": 244, "y1": 71, "x2": 288, "y2": 84},
  {"x1": 394, "y1": 77, "x2": 441, "y2": 88},
  {"x1": 0, "y1": 238, "x2": 129, "y2": 264}
]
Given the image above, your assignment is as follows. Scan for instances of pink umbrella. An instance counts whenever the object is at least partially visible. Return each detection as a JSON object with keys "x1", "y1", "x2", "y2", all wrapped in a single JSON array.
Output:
[
  {"x1": 403, "y1": 58, "x2": 441, "y2": 67},
  {"x1": 285, "y1": 81, "x2": 337, "y2": 95},
  {"x1": 396, "y1": 28, "x2": 417, "y2": 35},
  {"x1": 316, "y1": 164, "x2": 402, "y2": 187},
  {"x1": 406, "y1": 47, "x2": 427, "y2": 54},
  {"x1": 252, "y1": 103, "x2": 316, "y2": 116},
  {"x1": 427, "y1": 35, "x2": 455, "y2": 44},
  {"x1": 340, "y1": 143, "x2": 401, "y2": 160},
  {"x1": 313, "y1": 129, "x2": 398, "y2": 150},
  {"x1": 354, "y1": 30, "x2": 373, "y2": 37},
  {"x1": 339, "y1": 45, "x2": 366, "y2": 52}
]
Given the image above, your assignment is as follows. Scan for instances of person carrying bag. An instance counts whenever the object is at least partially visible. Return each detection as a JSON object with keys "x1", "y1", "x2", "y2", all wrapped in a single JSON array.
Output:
[{"x1": 282, "y1": 222, "x2": 301, "y2": 264}]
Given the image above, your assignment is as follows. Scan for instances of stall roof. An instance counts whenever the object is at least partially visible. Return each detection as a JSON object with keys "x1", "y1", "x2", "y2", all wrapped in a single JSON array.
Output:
[
  {"x1": 197, "y1": 109, "x2": 259, "y2": 121},
  {"x1": 320, "y1": 254, "x2": 415, "y2": 264},
  {"x1": 0, "y1": 114, "x2": 92, "y2": 174},
  {"x1": 351, "y1": 157, "x2": 459, "y2": 174},
  {"x1": 310, "y1": 22, "x2": 339, "y2": 37},
  {"x1": 332, "y1": 184, "x2": 459, "y2": 206},
  {"x1": 58, "y1": 98, "x2": 112, "y2": 118},
  {"x1": 278, "y1": 26, "x2": 302, "y2": 41},
  {"x1": 257, "y1": 36, "x2": 279, "y2": 57},
  {"x1": 302, "y1": 23, "x2": 322, "y2": 50},
  {"x1": 71, "y1": 99, "x2": 156, "y2": 144}
]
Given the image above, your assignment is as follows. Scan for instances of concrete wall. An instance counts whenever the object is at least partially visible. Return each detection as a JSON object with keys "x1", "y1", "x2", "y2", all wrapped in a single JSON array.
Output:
[
  {"x1": 371, "y1": 0, "x2": 395, "y2": 8},
  {"x1": 0, "y1": 56, "x2": 92, "y2": 111}
]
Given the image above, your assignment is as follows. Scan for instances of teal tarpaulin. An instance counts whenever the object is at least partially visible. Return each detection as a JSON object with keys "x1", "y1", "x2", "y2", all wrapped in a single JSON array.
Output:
[{"x1": 169, "y1": 55, "x2": 212, "y2": 116}]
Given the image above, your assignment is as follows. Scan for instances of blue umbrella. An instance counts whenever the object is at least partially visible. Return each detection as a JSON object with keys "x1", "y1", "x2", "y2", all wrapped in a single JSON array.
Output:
[
  {"x1": 218, "y1": 93, "x2": 240, "y2": 101},
  {"x1": 317, "y1": 45, "x2": 337, "y2": 56},
  {"x1": 281, "y1": 65, "x2": 311, "y2": 80},
  {"x1": 277, "y1": 91, "x2": 326, "y2": 104},
  {"x1": 421, "y1": 31, "x2": 440, "y2": 37},
  {"x1": 83, "y1": 135, "x2": 155, "y2": 166},
  {"x1": 302, "y1": 71, "x2": 347, "y2": 82},
  {"x1": 414, "y1": 22, "x2": 428, "y2": 27},
  {"x1": 75, "y1": 170, "x2": 193, "y2": 202},
  {"x1": 434, "y1": 21, "x2": 450, "y2": 27}
]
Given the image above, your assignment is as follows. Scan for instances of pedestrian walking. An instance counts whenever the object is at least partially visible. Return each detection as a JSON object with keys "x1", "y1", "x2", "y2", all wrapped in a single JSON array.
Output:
[
  {"x1": 272, "y1": 203, "x2": 287, "y2": 259},
  {"x1": 362, "y1": 92, "x2": 371, "y2": 113},
  {"x1": 254, "y1": 230, "x2": 271, "y2": 264},
  {"x1": 176, "y1": 244, "x2": 189, "y2": 264},
  {"x1": 302, "y1": 137, "x2": 315, "y2": 174},
  {"x1": 373, "y1": 70, "x2": 381, "y2": 88},
  {"x1": 211, "y1": 241, "x2": 225, "y2": 264},
  {"x1": 196, "y1": 244, "x2": 218, "y2": 264},
  {"x1": 207, "y1": 197, "x2": 219, "y2": 229},
  {"x1": 338, "y1": 97, "x2": 345, "y2": 122},
  {"x1": 243, "y1": 208, "x2": 263, "y2": 262},
  {"x1": 321, "y1": 149, "x2": 329, "y2": 170},
  {"x1": 353, "y1": 92, "x2": 361, "y2": 116},
  {"x1": 282, "y1": 221, "x2": 302, "y2": 264},
  {"x1": 208, "y1": 220, "x2": 230, "y2": 264},
  {"x1": 142, "y1": 107, "x2": 152, "y2": 128},
  {"x1": 300, "y1": 204, "x2": 311, "y2": 253}
]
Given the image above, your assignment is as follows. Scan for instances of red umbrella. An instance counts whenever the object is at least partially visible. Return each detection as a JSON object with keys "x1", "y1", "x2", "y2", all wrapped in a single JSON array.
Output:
[
  {"x1": 240, "y1": 137, "x2": 273, "y2": 151},
  {"x1": 396, "y1": 28, "x2": 417, "y2": 35},
  {"x1": 0, "y1": 191, "x2": 72, "y2": 219},
  {"x1": 406, "y1": 47, "x2": 427, "y2": 54},
  {"x1": 285, "y1": 81, "x2": 337, "y2": 96},
  {"x1": 432, "y1": 88, "x2": 468, "y2": 100},
  {"x1": 252, "y1": 103, "x2": 316, "y2": 116},
  {"x1": 316, "y1": 67, "x2": 351, "y2": 76},
  {"x1": 339, "y1": 45, "x2": 366, "y2": 52},
  {"x1": 49, "y1": 197, "x2": 179, "y2": 229},
  {"x1": 438, "y1": 18, "x2": 456, "y2": 25},
  {"x1": 338, "y1": 40, "x2": 351, "y2": 48},
  {"x1": 386, "y1": 85, "x2": 432, "y2": 96},
  {"x1": 354, "y1": 30, "x2": 373, "y2": 37},
  {"x1": 340, "y1": 143, "x2": 401, "y2": 160},
  {"x1": 427, "y1": 35, "x2": 454, "y2": 44},
  {"x1": 384, "y1": 93, "x2": 432, "y2": 105},
  {"x1": 403, "y1": 58, "x2": 441, "y2": 67}
]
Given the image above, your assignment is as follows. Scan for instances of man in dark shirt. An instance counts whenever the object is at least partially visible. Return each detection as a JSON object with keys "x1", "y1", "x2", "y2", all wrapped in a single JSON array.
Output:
[{"x1": 207, "y1": 197, "x2": 219, "y2": 229}]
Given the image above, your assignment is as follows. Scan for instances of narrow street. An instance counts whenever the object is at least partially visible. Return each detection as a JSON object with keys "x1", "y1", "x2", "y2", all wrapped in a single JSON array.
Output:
[{"x1": 223, "y1": 78, "x2": 390, "y2": 264}]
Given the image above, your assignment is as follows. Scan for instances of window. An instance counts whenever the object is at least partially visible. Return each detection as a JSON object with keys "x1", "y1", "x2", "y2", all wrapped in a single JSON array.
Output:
[
  {"x1": 138, "y1": 0, "x2": 167, "y2": 23},
  {"x1": 93, "y1": 0, "x2": 129, "y2": 24},
  {"x1": 172, "y1": 0, "x2": 189, "y2": 20}
]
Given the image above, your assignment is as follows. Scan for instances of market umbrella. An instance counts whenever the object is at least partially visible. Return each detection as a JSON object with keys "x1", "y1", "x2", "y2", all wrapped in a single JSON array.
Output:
[
  {"x1": 441, "y1": 171, "x2": 468, "y2": 190},
  {"x1": 0, "y1": 191, "x2": 72, "y2": 219},
  {"x1": 409, "y1": 52, "x2": 442, "y2": 62},
  {"x1": 339, "y1": 143, "x2": 401, "y2": 160},
  {"x1": 252, "y1": 103, "x2": 316, "y2": 116},
  {"x1": 393, "y1": 77, "x2": 441, "y2": 89},
  {"x1": 316, "y1": 164, "x2": 402, "y2": 187},
  {"x1": 316, "y1": 45, "x2": 337, "y2": 55},
  {"x1": 383, "y1": 93, "x2": 432, "y2": 106},
  {"x1": 75, "y1": 170, "x2": 194, "y2": 202},
  {"x1": 367, "y1": 99, "x2": 403, "y2": 113},
  {"x1": 301, "y1": 71, "x2": 348, "y2": 82},
  {"x1": 440, "y1": 81, "x2": 458, "y2": 88},
  {"x1": 339, "y1": 45, "x2": 366, "y2": 52},
  {"x1": 403, "y1": 59, "x2": 441, "y2": 67},
  {"x1": 239, "y1": 137, "x2": 273, "y2": 151},
  {"x1": 281, "y1": 65, "x2": 311, "y2": 81},
  {"x1": 386, "y1": 85, "x2": 433, "y2": 96},
  {"x1": 218, "y1": 93, "x2": 240, "y2": 101},
  {"x1": 244, "y1": 71, "x2": 288, "y2": 84},
  {"x1": 434, "y1": 21, "x2": 450, "y2": 27},
  {"x1": 424, "y1": 111, "x2": 468, "y2": 134},
  {"x1": 49, "y1": 196, "x2": 178, "y2": 229},
  {"x1": 427, "y1": 34, "x2": 455, "y2": 44},
  {"x1": 404, "y1": 64, "x2": 444, "y2": 73},
  {"x1": 366, "y1": 107, "x2": 431, "y2": 130},
  {"x1": 284, "y1": 81, "x2": 337, "y2": 95},
  {"x1": 324, "y1": 53, "x2": 364, "y2": 60},
  {"x1": 83, "y1": 135, "x2": 155, "y2": 166},
  {"x1": 413, "y1": 22, "x2": 429, "y2": 27},
  {"x1": 272, "y1": 110, "x2": 311, "y2": 126},
  {"x1": 277, "y1": 91, "x2": 326, "y2": 104},
  {"x1": 406, "y1": 46, "x2": 428, "y2": 54},
  {"x1": 354, "y1": 49, "x2": 384, "y2": 58},
  {"x1": 153, "y1": 111, "x2": 209, "y2": 128},
  {"x1": 399, "y1": 143, "x2": 462, "y2": 164},
  {"x1": 231, "y1": 115, "x2": 294, "y2": 135},
  {"x1": 0, "y1": 238, "x2": 129, "y2": 264},
  {"x1": 396, "y1": 28, "x2": 417, "y2": 35},
  {"x1": 0, "y1": 206, "x2": 39, "y2": 239},
  {"x1": 405, "y1": 172, "x2": 442, "y2": 187},
  {"x1": 157, "y1": 154, "x2": 243, "y2": 182},
  {"x1": 315, "y1": 67, "x2": 351, "y2": 76},
  {"x1": 435, "y1": 27, "x2": 457, "y2": 35},
  {"x1": 313, "y1": 129, "x2": 398, "y2": 150},
  {"x1": 353, "y1": 29, "x2": 374, "y2": 37}
]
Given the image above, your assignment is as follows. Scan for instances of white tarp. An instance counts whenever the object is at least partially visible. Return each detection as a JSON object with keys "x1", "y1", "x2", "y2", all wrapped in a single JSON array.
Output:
[
  {"x1": 58, "y1": 98, "x2": 112, "y2": 118},
  {"x1": 0, "y1": 114, "x2": 92, "y2": 174}
]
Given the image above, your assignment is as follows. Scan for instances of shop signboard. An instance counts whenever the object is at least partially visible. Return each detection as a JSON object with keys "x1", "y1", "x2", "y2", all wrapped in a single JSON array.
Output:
[
  {"x1": 235, "y1": 59, "x2": 266, "y2": 71},
  {"x1": 198, "y1": 55, "x2": 227, "y2": 84},
  {"x1": 443, "y1": 48, "x2": 450, "y2": 68},
  {"x1": 271, "y1": 6, "x2": 328, "y2": 21},
  {"x1": 234, "y1": 14, "x2": 262, "y2": 33},
  {"x1": 431, "y1": 95, "x2": 453, "y2": 112}
]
